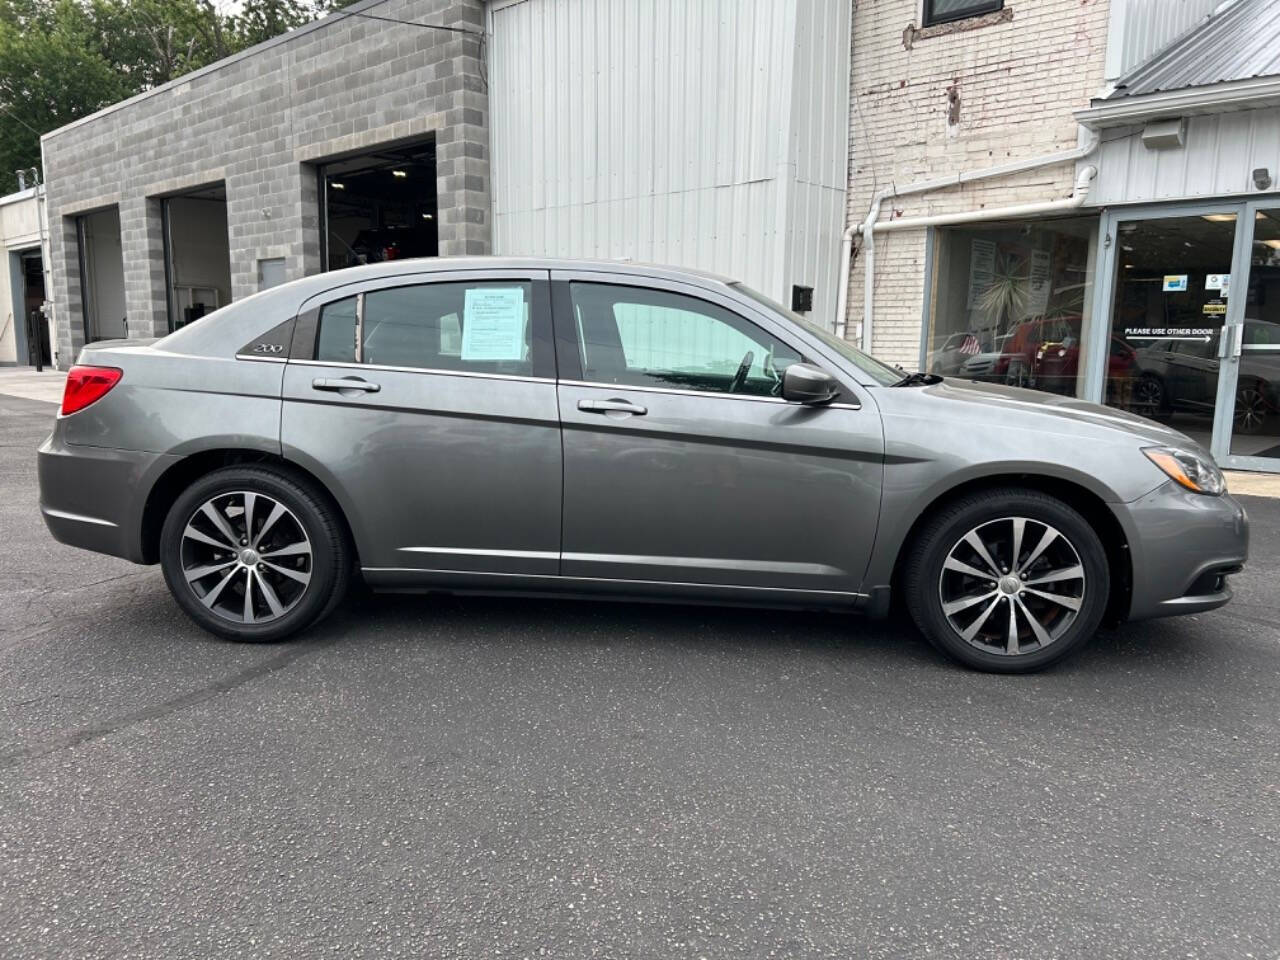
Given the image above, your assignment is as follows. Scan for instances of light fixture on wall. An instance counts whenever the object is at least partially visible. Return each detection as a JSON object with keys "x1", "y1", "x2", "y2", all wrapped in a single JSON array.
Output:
[
  {"x1": 330, "y1": 181, "x2": 345, "y2": 190},
  {"x1": 1254, "y1": 168, "x2": 1273, "y2": 190},
  {"x1": 422, "y1": 213, "x2": 433, "y2": 220},
  {"x1": 392, "y1": 170, "x2": 408, "y2": 178}
]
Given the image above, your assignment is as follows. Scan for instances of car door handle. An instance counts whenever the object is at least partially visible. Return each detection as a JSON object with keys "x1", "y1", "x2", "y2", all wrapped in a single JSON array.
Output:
[
  {"x1": 312, "y1": 377, "x2": 381, "y2": 393},
  {"x1": 577, "y1": 398, "x2": 647, "y2": 415}
]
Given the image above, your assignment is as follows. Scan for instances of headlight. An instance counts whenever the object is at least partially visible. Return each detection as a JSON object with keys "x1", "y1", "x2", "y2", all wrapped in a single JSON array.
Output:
[{"x1": 1143, "y1": 446, "x2": 1226, "y2": 496}]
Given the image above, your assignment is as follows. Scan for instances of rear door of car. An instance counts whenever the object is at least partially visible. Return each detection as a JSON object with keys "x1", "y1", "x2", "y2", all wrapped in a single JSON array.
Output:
[
  {"x1": 280, "y1": 269, "x2": 561, "y2": 577},
  {"x1": 550, "y1": 269, "x2": 884, "y2": 599}
]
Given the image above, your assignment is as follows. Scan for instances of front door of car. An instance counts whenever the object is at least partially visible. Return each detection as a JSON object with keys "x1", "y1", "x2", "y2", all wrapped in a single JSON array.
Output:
[
  {"x1": 280, "y1": 270, "x2": 562, "y2": 576},
  {"x1": 551, "y1": 272, "x2": 884, "y2": 598}
]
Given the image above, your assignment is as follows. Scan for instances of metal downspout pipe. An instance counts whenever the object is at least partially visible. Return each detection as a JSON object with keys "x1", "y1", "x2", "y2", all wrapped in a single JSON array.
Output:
[{"x1": 834, "y1": 131, "x2": 1101, "y2": 350}]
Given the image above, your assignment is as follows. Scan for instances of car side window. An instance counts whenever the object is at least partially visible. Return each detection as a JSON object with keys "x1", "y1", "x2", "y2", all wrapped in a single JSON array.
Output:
[
  {"x1": 316, "y1": 296, "x2": 358, "y2": 364},
  {"x1": 568, "y1": 282, "x2": 804, "y2": 397},
  {"x1": 315, "y1": 281, "x2": 535, "y2": 376}
]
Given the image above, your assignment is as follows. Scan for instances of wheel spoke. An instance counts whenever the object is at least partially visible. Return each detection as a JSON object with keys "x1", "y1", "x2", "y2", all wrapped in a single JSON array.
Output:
[
  {"x1": 201, "y1": 567, "x2": 239, "y2": 609},
  {"x1": 1005, "y1": 599, "x2": 1019, "y2": 654},
  {"x1": 944, "y1": 556, "x2": 995, "y2": 581},
  {"x1": 184, "y1": 524, "x2": 229, "y2": 550},
  {"x1": 255, "y1": 570, "x2": 285, "y2": 618},
  {"x1": 185, "y1": 559, "x2": 237, "y2": 583},
  {"x1": 1015, "y1": 595, "x2": 1054, "y2": 646},
  {"x1": 243, "y1": 492, "x2": 257, "y2": 545},
  {"x1": 253, "y1": 502, "x2": 287, "y2": 548},
  {"x1": 242, "y1": 569, "x2": 256, "y2": 623},
  {"x1": 263, "y1": 560, "x2": 310, "y2": 586},
  {"x1": 1024, "y1": 587, "x2": 1082, "y2": 611},
  {"x1": 1019, "y1": 526, "x2": 1059, "y2": 573},
  {"x1": 1010, "y1": 518, "x2": 1025, "y2": 571},
  {"x1": 1024, "y1": 564, "x2": 1083, "y2": 587},
  {"x1": 260, "y1": 541, "x2": 309, "y2": 559},
  {"x1": 959, "y1": 596, "x2": 1003, "y2": 642},
  {"x1": 964, "y1": 530, "x2": 1002, "y2": 576},
  {"x1": 200, "y1": 502, "x2": 240, "y2": 547},
  {"x1": 942, "y1": 589, "x2": 998, "y2": 616}
]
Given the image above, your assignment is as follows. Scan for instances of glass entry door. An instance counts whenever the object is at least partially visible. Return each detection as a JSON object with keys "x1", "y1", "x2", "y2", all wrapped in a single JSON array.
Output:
[
  {"x1": 1100, "y1": 212, "x2": 1241, "y2": 453},
  {"x1": 1218, "y1": 206, "x2": 1280, "y2": 469}
]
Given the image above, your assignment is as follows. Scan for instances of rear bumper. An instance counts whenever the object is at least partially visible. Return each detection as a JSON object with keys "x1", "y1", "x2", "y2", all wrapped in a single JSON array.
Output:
[
  {"x1": 37, "y1": 427, "x2": 175, "y2": 563},
  {"x1": 1119, "y1": 482, "x2": 1249, "y2": 621}
]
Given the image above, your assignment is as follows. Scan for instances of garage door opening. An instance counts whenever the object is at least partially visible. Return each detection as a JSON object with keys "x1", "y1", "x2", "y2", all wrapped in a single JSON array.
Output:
[
  {"x1": 162, "y1": 184, "x2": 232, "y2": 331},
  {"x1": 77, "y1": 206, "x2": 127, "y2": 343},
  {"x1": 319, "y1": 136, "x2": 438, "y2": 271},
  {"x1": 20, "y1": 251, "x2": 51, "y2": 368}
]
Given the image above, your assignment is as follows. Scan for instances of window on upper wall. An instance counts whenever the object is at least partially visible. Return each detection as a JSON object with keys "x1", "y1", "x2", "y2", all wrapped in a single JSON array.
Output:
[{"x1": 923, "y1": 0, "x2": 1003, "y2": 26}]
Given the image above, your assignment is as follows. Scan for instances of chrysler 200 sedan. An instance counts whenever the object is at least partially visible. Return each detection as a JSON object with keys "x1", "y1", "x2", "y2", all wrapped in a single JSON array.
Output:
[{"x1": 39, "y1": 258, "x2": 1248, "y2": 672}]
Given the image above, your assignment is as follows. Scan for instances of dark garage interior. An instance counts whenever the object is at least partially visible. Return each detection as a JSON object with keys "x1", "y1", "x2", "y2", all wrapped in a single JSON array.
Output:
[{"x1": 320, "y1": 136, "x2": 438, "y2": 272}]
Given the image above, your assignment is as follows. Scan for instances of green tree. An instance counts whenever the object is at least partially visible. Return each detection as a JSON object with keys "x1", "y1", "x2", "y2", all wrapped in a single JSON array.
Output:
[
  {"x1": 0, "y1": 0, "x2": 129, "y2": 179},
  {"x1": 0, "y1": 0, "x2": 342, "y2": 186}
]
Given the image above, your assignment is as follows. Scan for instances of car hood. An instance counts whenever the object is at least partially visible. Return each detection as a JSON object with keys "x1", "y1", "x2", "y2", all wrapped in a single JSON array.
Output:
[{"x1": 876, "y1": 377, "x2": 1203, "y2": 452}]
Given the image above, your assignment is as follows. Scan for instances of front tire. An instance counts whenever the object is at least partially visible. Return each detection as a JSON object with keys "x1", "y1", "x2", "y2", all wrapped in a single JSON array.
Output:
[
  {"x1": 903, "y1": 488, "x2": 1109, "y2": 673},
  {"x1": 160, "y1": 465, "x2": 350, "y2": 642}
]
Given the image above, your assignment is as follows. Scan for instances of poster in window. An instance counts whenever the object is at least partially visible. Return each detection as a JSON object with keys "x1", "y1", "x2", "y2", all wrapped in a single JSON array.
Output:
[
  {"x1": 967, "y1": 239, "x2": 996, "y2": 309},
  {"x1": 461, "y1": 287, "x2": 525, "y2": 361},
  {"x1": 1023, "y1": 249, "x2": 1052, "y2": 318}
]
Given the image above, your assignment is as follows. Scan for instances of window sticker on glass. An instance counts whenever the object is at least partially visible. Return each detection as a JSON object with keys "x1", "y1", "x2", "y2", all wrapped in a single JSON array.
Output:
[
  {"x1": 1205, "y1": 273, "x2": 1230, "y2": 294},
  {"x1": 1163, "y1": 275, "x2": 1188, "y2": 292},
  {"x1": 461, "y1": 287, "x2": 525, "y2": 361}
]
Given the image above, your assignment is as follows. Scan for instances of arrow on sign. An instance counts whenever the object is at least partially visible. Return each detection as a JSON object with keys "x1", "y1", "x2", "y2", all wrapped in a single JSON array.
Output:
[{"x1": 1128, "y1": 335, "x2": 1213, "y2": 343}]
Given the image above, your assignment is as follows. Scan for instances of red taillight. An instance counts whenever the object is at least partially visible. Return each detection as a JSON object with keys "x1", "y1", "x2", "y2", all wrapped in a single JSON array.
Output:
[{"x1": 61, "y1": 366, "x2": 122, "y2": 416}]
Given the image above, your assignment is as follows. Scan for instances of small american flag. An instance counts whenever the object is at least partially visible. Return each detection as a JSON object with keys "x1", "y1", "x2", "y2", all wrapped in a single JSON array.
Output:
[{"x1": 959, "y1": 334, "x2": 981, "y2": 355}]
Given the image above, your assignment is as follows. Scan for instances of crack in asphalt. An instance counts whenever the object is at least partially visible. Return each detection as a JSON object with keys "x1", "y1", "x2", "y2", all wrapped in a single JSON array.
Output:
[{"x1": 0, "y1": 635, "x2": 336, "y2": 770}]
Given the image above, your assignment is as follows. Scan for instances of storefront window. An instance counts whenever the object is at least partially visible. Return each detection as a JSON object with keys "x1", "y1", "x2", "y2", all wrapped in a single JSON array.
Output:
[
  {"x1": 925, "y1": 217, "x2": 1098, "y2": 397},
  {"x1": 1103, "y1": 214, "x2": 1237, "y2": 451}
]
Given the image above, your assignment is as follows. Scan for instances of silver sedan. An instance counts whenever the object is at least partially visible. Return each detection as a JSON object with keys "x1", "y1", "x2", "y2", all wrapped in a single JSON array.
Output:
[{"x1": 38, "y1": 258, "x2": 1248, "y2": 672}]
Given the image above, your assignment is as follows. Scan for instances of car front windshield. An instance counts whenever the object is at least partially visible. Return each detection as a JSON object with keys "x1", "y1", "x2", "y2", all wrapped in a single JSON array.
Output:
[{"x1": 731, "y1": 283, "x2": 904, "y2": 386}]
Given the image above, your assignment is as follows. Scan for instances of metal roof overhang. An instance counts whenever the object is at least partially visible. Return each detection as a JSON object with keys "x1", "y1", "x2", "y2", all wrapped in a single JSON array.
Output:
[{"x1": 1075, "y1": 75, "x2": 1280, "y2": 129}]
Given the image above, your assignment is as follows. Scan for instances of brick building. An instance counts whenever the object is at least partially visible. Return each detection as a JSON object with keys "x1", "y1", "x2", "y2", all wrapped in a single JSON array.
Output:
[{"x1": 844, "y1": 0, "x2": 1280, "y2": 473}]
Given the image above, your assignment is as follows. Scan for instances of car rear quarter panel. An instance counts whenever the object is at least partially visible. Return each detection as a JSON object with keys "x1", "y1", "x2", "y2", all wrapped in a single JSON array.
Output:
[{"x1": 63, "y1": 347, "x2": 285, "y2": 457}]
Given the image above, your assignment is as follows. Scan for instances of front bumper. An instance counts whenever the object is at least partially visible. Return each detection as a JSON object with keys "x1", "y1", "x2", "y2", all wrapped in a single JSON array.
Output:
[
  {"x1": 1119, "y1": 481, "x2": 1249, "y2": 621},
  {"x1": 38, "y1": 425, "x2": 176, "y2": 564}
]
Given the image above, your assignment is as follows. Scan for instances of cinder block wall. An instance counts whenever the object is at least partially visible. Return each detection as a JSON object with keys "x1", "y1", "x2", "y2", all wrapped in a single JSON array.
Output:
[
  {"x1": 845, "y1": 0, "x2": 1110, "y2": 368},
  {"x1": 42, "y1": 0, "x2": 488, "y2": 367}
]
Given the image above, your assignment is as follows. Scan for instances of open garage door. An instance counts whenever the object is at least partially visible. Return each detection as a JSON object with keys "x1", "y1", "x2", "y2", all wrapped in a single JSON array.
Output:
[
  {"x1": 77, "y1": 207, "x2": 126, "y2": 343},
  {"x1": 319, "y1": 136, "x2": 438, "y2": 272},
  {"x1": 162, "y1": 184, "x2": 232, "y2": 331}
]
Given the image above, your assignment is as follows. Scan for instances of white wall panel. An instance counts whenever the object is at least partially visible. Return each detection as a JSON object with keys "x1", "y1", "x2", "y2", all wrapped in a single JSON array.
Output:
[
  {"x1": 1091, "y1": 107, "x2": 1280, "y2": 205},
  {"x1": 489, "y1": 0, "x2": 850, "y2": 326},
  {"x1": 1104, "y1": 0, "x2": 1221, "y2": 84}
]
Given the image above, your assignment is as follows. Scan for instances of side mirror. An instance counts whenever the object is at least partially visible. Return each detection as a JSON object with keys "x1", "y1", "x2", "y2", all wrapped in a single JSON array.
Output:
[{"x1": 781, "y1": 363, "x2": 839, "y2": 405}]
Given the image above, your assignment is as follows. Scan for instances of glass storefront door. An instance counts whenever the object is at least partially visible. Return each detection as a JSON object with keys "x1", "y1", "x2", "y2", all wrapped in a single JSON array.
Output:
[
  {"x1": 1087, "y1": 201, "x2": 1280, "y2": 473},
  {"x1": 1222, "y1": 207, "x2": 1280, "y2": 465},
  {"x1": 1101, "y1": 213, "x2": 1240, "y2": 452}
]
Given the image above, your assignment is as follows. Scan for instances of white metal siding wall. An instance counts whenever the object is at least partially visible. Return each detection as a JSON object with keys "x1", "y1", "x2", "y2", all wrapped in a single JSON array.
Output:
[
  {"x1": 1104, "y1": 0, "x2": 1221, "y2": 83},
  {"x1": 1091, "y1": 107, "x2": 1280, "y2": 205},
  {"x1": 488, "y1": 0, "x2": 849, "y2": 325}
]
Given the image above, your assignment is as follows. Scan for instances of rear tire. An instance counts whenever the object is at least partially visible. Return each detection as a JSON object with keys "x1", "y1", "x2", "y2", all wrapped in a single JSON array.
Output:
[
  {"x1": 159, "y1": 465, "x2": 350, "y2": 642},
  {"x1": 903, "y1": 488, "x2": 1109, "y2": 673}
]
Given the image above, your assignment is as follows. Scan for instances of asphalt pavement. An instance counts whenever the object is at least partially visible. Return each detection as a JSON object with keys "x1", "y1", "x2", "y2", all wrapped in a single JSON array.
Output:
[{"x1": 1, "y1": 393, "x2": 1278, "y2": 960}]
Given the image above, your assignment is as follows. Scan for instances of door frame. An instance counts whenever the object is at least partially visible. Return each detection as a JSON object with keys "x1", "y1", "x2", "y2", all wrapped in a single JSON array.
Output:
[
  {"x1": 1086, "y1": 200, "x2": 1258, "y2": 469},
  {"x1": 1215, "y1": 198, "x2": 1280, "y2": 472}
]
